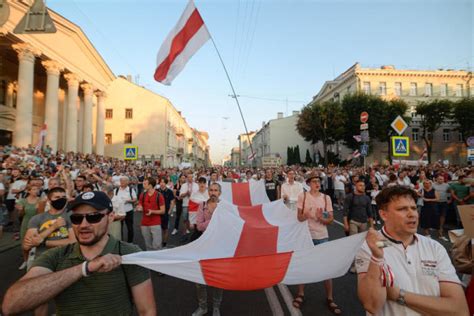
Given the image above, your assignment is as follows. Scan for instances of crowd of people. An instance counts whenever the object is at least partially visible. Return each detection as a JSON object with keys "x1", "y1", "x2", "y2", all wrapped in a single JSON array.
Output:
[{"x1": 0, "y1": 144, "x2": 473, "y2": 315}]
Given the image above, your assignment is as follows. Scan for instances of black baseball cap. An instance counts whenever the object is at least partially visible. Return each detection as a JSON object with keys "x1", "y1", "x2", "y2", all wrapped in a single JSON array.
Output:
[{"x1": 68, "y1": 191, "x2": 113, "y2": 212}]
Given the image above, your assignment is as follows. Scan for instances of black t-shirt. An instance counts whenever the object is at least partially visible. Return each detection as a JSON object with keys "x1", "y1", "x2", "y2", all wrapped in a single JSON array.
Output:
[
  {"x1": 158, "y1": 187, "x2": 174, "y2": 211},
  {"x1": 265, "y1": 179, "x2": 280, "y2": 201}
]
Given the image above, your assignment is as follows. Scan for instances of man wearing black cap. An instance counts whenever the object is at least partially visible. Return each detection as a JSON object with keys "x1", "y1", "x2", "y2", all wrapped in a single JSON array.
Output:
[{"x1": 2, "y1": 191, "x2": 156, "y2": 316}]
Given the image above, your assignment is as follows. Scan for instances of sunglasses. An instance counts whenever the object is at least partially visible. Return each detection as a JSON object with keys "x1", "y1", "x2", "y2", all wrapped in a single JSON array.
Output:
[{"x1": 70, "y1": 212, "x2": 108, "y2": 225}]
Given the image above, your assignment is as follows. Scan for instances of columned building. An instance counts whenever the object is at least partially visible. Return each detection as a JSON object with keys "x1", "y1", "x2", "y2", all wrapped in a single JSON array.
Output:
[{"x1": 0, "y1": 0, "x2": 114, "y2": 153}]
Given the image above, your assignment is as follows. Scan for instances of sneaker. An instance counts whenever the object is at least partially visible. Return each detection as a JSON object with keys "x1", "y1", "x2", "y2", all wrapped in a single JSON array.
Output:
[
  {"x1": 186, "y1": 229, "x2": 190, "y2": 234},
  {"x1": 213, "y1": 307, "x2": 221, "y2": 316},
  {"x1": 171, "y1": 229, "x2": 178, "y2": 235},
  {"x1": 191, "y1": 307, "x2": 208, "y2": 316},
  {"x1": 349, "y1": 266, "x2": 356, "y2": 274},
  {"x1": 18, "y1": 261, "x2": 27, "y2": 270},
  {"x1": 439, "y1": 236, "x2": 449, "y2": 242}
]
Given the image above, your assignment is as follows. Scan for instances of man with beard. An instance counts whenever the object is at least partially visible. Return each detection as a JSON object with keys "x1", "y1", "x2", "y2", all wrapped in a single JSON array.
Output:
[
  {"x1": 193, "y1": 183, "x2": 224, "y2": 316},
  {"x1": 2, "y1": 191, "x2": 156, "y2": 316}
]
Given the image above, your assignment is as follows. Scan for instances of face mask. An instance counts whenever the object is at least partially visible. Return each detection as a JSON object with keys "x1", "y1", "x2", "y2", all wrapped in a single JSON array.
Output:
[{"x1": 51, "y1": 197, "x2": 68, "y2": 210}]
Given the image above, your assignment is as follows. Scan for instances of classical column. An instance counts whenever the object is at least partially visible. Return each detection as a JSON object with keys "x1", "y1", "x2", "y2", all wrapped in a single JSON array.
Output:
[
  {"x1": 42, "y1": 60, "x2": 63, "y2": 152},
  {"x1": 12, "y1": 43, "x2": 41, "y2": 147},
  {"x1": 81, "y1": 83, "x2": 93, "y2": 154},
  {"x1": 95, "y1": 91, "x2": 106, "y2": 156},
  {"x1": 64, "y1": 73, "x2": 80, "y2": 152}
]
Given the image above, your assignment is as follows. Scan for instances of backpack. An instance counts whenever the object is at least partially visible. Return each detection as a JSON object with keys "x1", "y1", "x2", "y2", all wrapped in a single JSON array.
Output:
[{"x1": 114, "y1": 186, "x2": 136, "y2": 205}]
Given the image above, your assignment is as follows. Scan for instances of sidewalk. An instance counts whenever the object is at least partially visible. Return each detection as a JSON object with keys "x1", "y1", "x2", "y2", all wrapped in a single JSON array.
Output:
[{"x1": 0, "y1": 231, "x2": 21, "y2": 254}]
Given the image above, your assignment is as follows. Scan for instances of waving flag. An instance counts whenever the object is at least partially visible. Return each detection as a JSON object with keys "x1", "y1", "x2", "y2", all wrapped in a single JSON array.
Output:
[
  {"x1": 123, "y1": 200, "x2": 366, "y2": 290},
  {"x1": 154, "y1": 0, "x2": 210, "y2": 85},
  {"x1": 218, "y1": 181, "x2": 270, "y2": 206}
]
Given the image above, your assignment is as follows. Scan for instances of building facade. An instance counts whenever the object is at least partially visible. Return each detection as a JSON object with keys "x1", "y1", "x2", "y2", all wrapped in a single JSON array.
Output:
[
  {"x1": 250, "y1": 111, "x2": 313, "y2": 167},
  {"x1": 237, "y1": 131, "x2": 255, "y2": 167},
  {"x1": 104, "y1": 77, "x2": 210, "y2": 167},
  {"x1": 0, "y1": 0, "x2": 114, "y2": 154},
  {"x1": 313, "y1": 63, "x2": 473, "y2": 164}
]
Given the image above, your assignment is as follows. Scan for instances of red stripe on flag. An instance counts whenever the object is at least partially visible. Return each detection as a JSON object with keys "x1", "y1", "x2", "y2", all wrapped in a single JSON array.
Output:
[
  {"x1": 154, "y1": 9, "x2": 205, "y2": 82},
  {"x1": 231, "y1": 182, "x2": 252, "y2": 206},
  {"x1": 234, "y1": 205, "x2": 279, "y2": 257},
  {"x1": 200, "y1": 252, "x2": 292, "y2": 290}
]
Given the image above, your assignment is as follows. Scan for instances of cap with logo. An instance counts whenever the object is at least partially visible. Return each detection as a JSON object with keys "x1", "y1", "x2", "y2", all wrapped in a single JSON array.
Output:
[{"x1": 68, "y1": 191, "x2": 113, "y2": 212}]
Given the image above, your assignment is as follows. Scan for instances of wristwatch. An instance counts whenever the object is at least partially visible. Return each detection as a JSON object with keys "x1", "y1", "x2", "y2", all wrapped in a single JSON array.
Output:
[{"x1": 396, "y1": 288, "x2": 406, "y2": 306}]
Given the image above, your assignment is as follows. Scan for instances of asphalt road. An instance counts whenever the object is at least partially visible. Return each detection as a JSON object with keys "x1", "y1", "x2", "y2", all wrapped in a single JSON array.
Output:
[{"x1": 0, "y1": 204, "x2": 456, "y2": 316}]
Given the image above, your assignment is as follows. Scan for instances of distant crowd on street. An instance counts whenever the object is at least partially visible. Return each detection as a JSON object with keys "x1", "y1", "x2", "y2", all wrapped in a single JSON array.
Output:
[{"x1": 0, "y1": 144, "x2": 473, "y2": 316}]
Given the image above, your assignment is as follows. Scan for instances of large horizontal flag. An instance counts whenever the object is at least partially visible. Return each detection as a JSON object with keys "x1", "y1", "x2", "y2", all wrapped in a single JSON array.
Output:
[
  {"x1": 122, "y1": 199, "x2": 366, "y2": 290},
  {"x1": 218, "y1": 181, "x2": 270, "y2": 206},
  {"x1": 154, "y1": 0, "x2": 210, "y2": 85}
]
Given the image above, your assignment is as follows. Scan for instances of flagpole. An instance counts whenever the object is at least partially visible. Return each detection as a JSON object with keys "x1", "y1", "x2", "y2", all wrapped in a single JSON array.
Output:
[{"x1": 208, "y1": 34, "x2": 255, "y2": 161}]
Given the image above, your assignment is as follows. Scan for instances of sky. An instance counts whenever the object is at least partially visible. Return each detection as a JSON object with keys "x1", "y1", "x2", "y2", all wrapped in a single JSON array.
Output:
[{"x1": 46, "y1": 0, "x2": 473, "y2": 163}]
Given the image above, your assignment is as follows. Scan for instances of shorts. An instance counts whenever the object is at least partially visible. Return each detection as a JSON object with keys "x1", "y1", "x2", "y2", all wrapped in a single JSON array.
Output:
[
  {"x1": 437, "y1": 202, "x2": 448, "y2": 217},
  {"x1": 160, "y1": 212, "x2": 169, "y2": 230},
  {"x1": 182, "y1": 206, "x2": 189, "y2": 221},
  {"x1": 334, "y1": 190, "x2": 345, "y2": 201},
  {"x1": 189, "y1": 212, "x2": 198, "y2": 225},
  {"x1": 313, "y1": 238, "x2": 329, "y2": 246}
]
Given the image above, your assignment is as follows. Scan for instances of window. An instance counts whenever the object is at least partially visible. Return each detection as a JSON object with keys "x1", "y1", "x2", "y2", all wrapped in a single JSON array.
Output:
[
  {"x1": 105, "y1": 109, "x2": 113, "y2": 119},
  {"x1": 394, "y1": 82, "x2": 402, "y2": 96},
  {"x1": 410, "y1": 83, "x2": 417, "y2": 96},
  {"x1": 379, "y1": 82, "x2": 387, "y2": 96},
  {"x1": 363, "y1": 82, "x2": 371, "y2": 94},
  {"x1": 412, "y1": 128, "x2": 419, "y2": 142},
  {"x1": 458, "y1": 132, "x2": 464, "y2": 142},
  {"x1": 443, "y1": 129, "x2": 450, "y2": 142},
  {"x1": 124, "y1": 133, "x2": 132, "y2": 144},
  {"x1": 125, "y1": 108, "x2": 133, "y2": 119},
  {"x1": 425, "y1": 83, "x2": 432, "y2": 96},
  {"x1": 105, "y1": 134, "x2": 112, "y2": 145},
  {"x1": 0, "y1": 80, "x2": 6, "y2": 105},
  {"x1": 440, "y1": 84, "x2": 448, "y2": 97},
  {"x1": 456, "y1": 84, "x2": 463, "y2": 97}
]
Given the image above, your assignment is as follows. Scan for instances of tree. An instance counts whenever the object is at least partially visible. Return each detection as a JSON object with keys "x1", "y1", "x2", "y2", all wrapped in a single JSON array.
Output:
[
  {"x1": 294, "y1": 145, "x2": 301, "y2": 164},
  {"x1": 305, "y1": 149, "x2": 313, "y2": 165},
  {"x1": 286, "y1": 146, "x2": 293, "y2": 165},
  {"x1": 452, "y1": 97, "x2": 474, "y2": 146},
  {"x1": 415, "y1": 99, "x2": 453, "y2": 163},
  {"x1": 297, "y1": 100, "x2": 345, "y2": 166}
]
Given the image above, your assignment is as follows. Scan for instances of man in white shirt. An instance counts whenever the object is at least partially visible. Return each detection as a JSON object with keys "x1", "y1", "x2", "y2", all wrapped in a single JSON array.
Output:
[
  {"x1": 356, "y1": 186, "x2": 468, "y2": 316},
  {"x1": 281, "y1": 170, "x2": 303, "y2": 211},
  {"x1": 333, "y1": 171, "x2": 347, "y2": 210},
  {"x1": 179, "y1": 173, "x2": 199, "y2": 234},
  {"x1": 396, "y1": 170, "x2": 414, "y2": 188},
  {"x1": 113, "y1": 176, "x2": 137, "y2": 242}
]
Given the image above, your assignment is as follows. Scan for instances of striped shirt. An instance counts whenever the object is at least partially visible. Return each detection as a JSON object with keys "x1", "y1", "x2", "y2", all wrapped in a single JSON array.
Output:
[{"x1": 32, "y1": 236, "x2": 149, "y2": 315}]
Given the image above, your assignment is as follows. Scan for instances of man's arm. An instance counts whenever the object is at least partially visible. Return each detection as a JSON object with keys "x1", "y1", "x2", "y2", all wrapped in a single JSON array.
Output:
[
  {"x1": 131, "y1": 279, "x2": 157, "y2": 316},
  {"x1": 2, "y1": 265, "x2": 82, "y2": 315},
  {"x1": 386, "y1": 282, "x2": 468, "y2": 316}
]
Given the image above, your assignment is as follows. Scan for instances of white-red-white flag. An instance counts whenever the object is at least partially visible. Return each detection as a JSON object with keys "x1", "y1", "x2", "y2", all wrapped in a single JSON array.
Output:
[{"x1": 154, "y1": 0, "x2": 210, "y2": 85}]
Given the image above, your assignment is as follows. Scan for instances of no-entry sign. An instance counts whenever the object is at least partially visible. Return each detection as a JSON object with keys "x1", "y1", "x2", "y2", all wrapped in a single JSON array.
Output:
[{"x1": 360, "y1": 112, "x2": 369, "y2": 123}]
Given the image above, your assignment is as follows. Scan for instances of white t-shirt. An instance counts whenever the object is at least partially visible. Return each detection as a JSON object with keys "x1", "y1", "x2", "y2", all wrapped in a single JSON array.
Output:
[
  {"x1": 281, "y1": 181, "x2": 304, "y2": 203},
  {"x1": 355, "y1": 227, "x2": 461, "y2": 316},
  {"x1": 180, "y1": 182, "x2": 199, "y2": 207},
  {"x1": 334, "y1": 175, "x2": 346, "y2": 191},
  {"x1": 114, "y1": 186, "x2": 137, "y2": 213},
  {"x1": 7, "y1": 179, "x2": 27, "y2": 200},
  {"x1": 370, "y1": 190, "x2": 379, "y2": 205}
]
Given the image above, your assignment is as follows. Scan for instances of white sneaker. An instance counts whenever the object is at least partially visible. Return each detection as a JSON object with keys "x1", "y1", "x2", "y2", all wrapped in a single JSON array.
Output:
[
  {"x1": 18, "y1": 261, "x2": 27, "y2": 270},
  {"x1": 191, "y1": 307, "x2": 208, "y2": 316},
  {"x1": 171, "y1": 229, "x2": 178, "y2": 235},
  {"x1": 439, "y1": 236, "x2": 449, "y2": 242},
  {"x1": 186, "y1": 229, "x2": 191, "y2": 234},
  {"x1": 213, "y1": 307, "x2": 221, "y2": 316}
]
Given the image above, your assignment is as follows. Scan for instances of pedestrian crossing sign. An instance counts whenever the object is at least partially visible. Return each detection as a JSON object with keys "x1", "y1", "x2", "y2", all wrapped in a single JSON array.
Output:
[
  {"x1": 124, "y1": 146, "x2": 138, "y2": 160},
  {"x1": 392, "y1": 136, "x2": 410, "y2": 157}
]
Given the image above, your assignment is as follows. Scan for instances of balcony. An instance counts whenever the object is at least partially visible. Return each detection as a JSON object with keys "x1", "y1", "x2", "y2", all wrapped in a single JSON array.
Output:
[
  {"x1": 175, "y1": 127, "x2": 184, "y2": 136},
  {"x1": 177, "y1": 148, "x2": 184, "y2": 155}
]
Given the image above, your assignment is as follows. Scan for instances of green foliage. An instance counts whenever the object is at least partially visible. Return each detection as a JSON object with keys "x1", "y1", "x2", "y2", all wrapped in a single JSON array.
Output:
[
  {"x1": 452, "y1": 97, "x2": 474, "y2": 146},
  {"x1": 287, "y1": 146, "x2": 293, "y2": 165},
  {"x1": 294, "y1": 145, "x2": 301, "y2": 164},
  {"x1": 296, "y1": 100, "x2": 345, "y2": 166},
  {"x1": 416, "y1": 99, "x2": 453, "y2": 163},
  {"x1": 305, "y1": 149, "x2": 313, "y2": 165}
]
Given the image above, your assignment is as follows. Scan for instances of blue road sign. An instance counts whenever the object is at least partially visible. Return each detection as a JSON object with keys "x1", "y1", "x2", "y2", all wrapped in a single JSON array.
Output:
[
  {"x1": 360, "y1": 144, "x2": 369, "y2": 156},
  {"x1": 392, "y1": 136, "x2": 410, "y2": 157}
]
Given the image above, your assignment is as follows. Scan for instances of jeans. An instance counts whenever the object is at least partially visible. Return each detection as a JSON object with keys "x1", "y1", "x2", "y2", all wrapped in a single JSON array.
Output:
[
  {"x1": 196, "y1": 283, "x2": 223, "y2": 309},
  {"x1": 121, "y1": 210, "x2": 135, "y2": 243},
  {"x1": 141, "y1": 225, "x2": 163, "y2": 250},
  {"x1": 313, "y1": 238, "x2": 329, "y2": 246}
]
